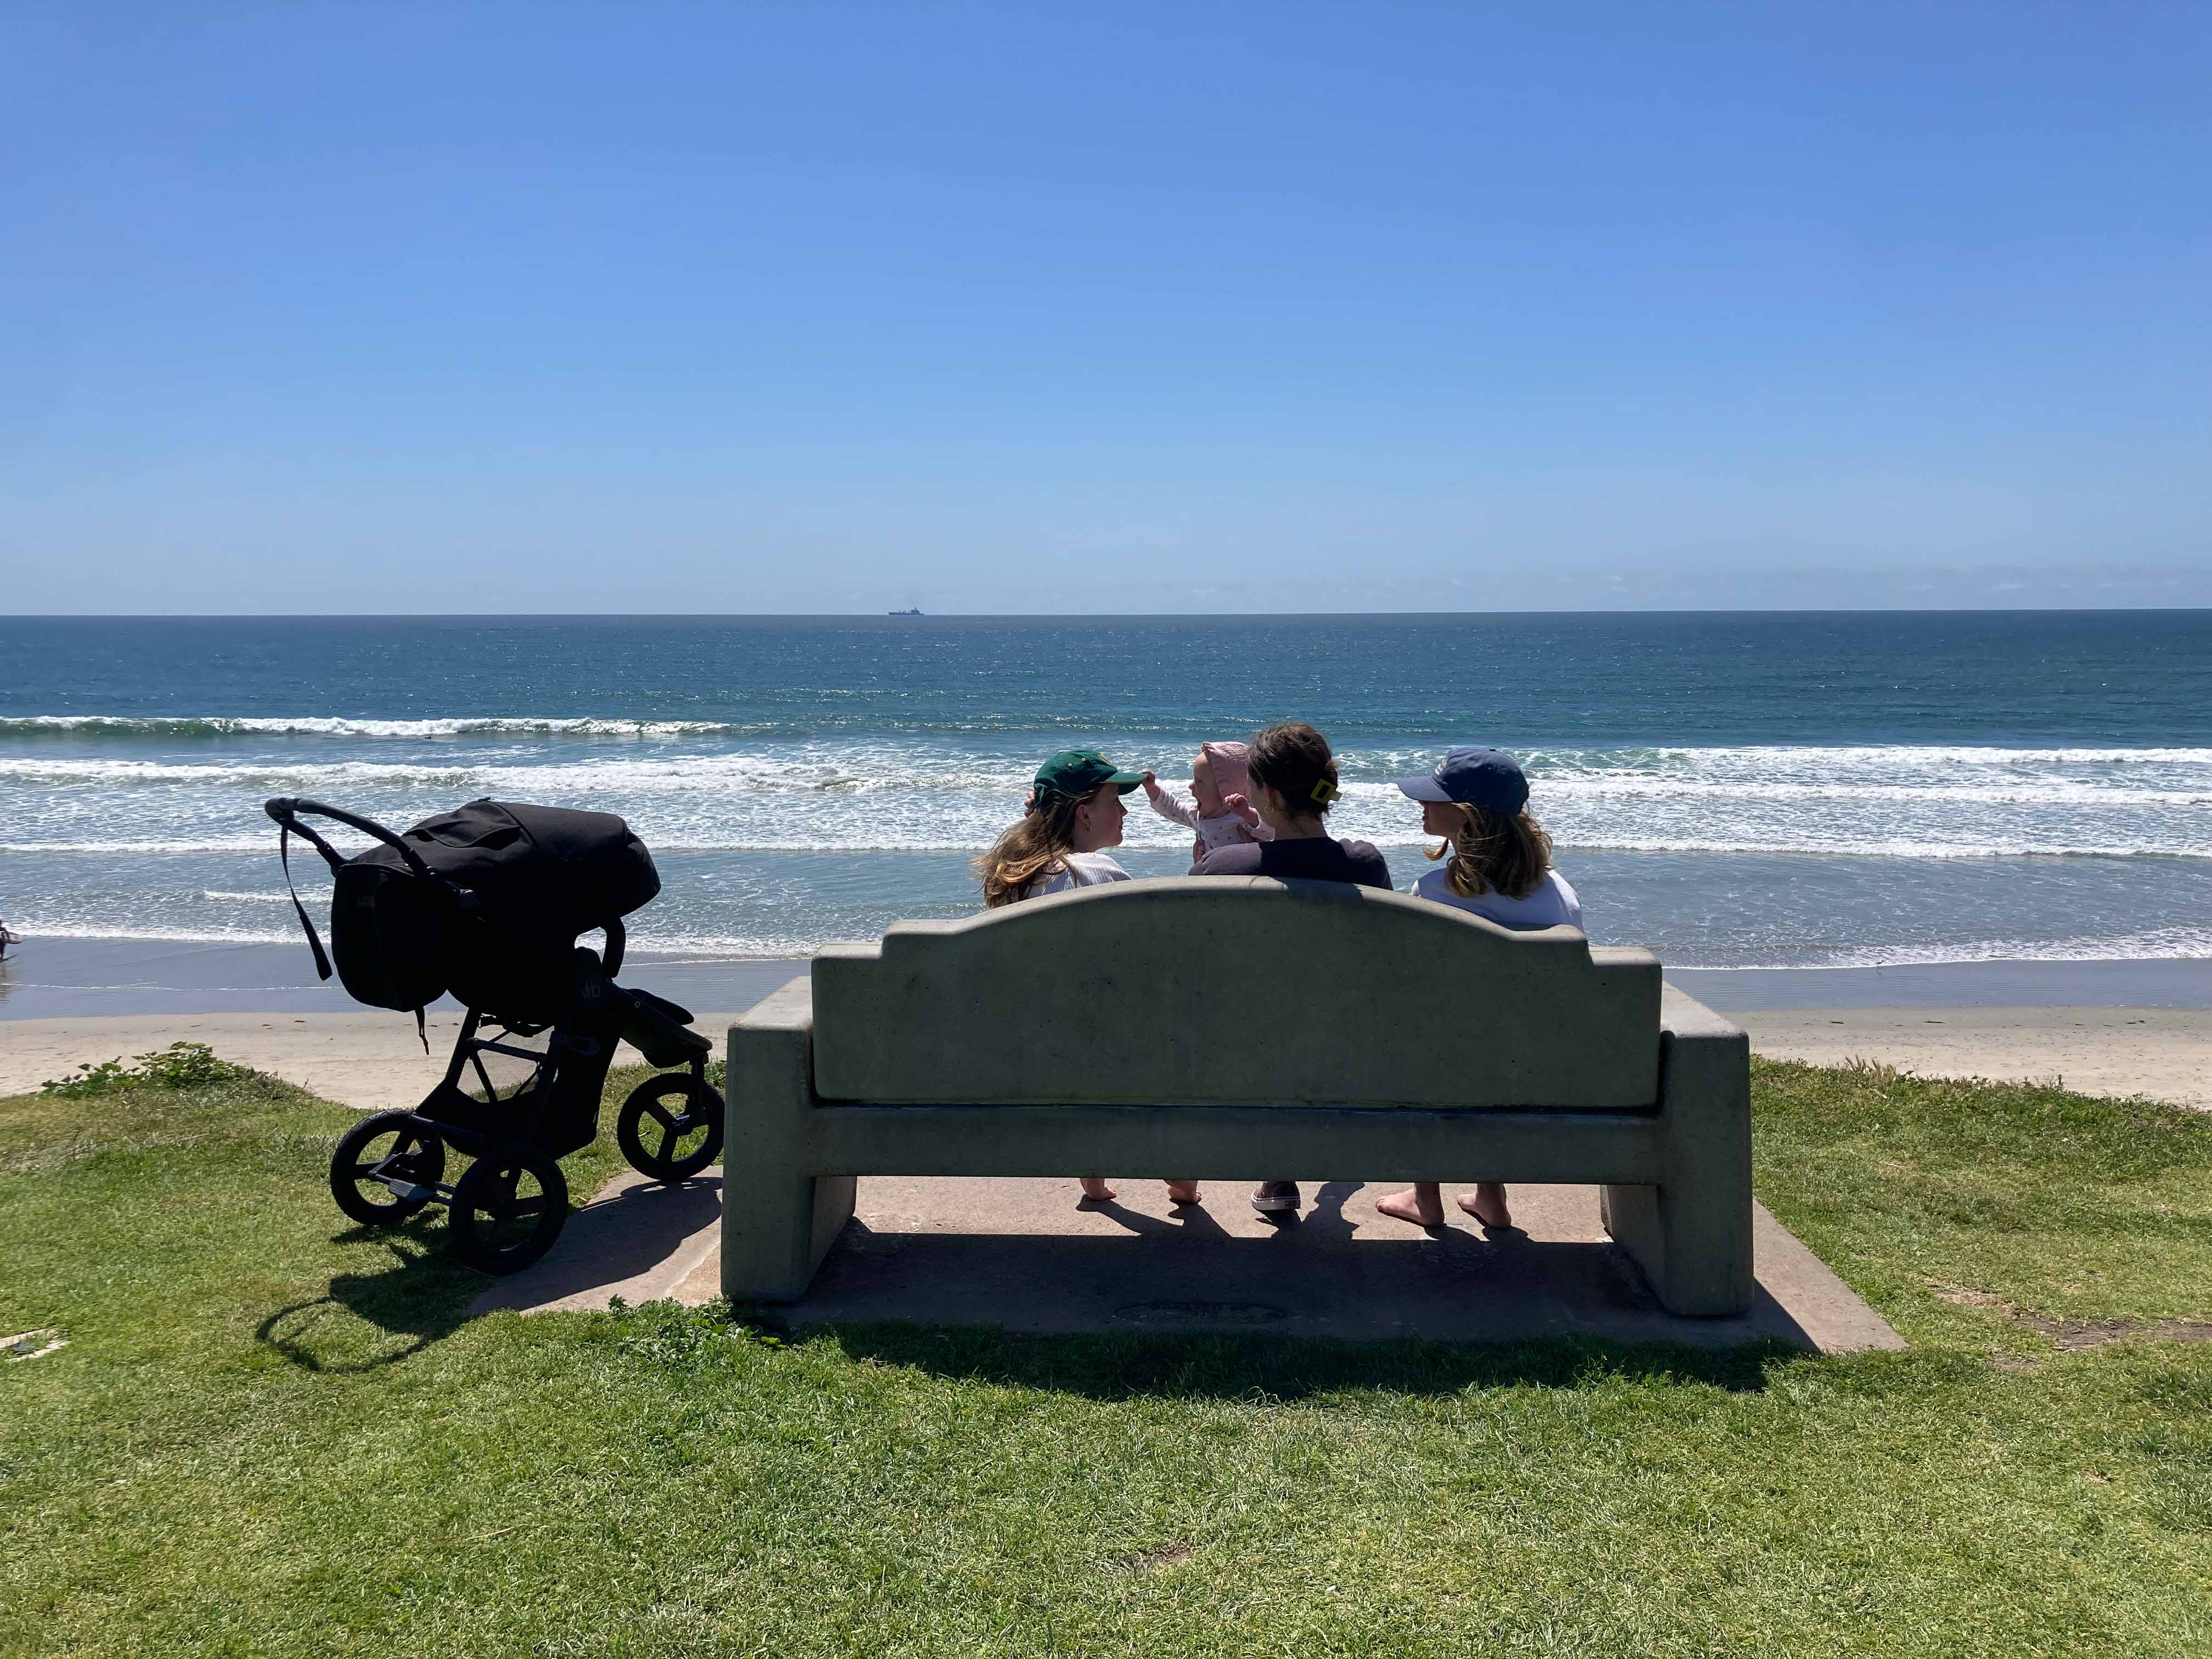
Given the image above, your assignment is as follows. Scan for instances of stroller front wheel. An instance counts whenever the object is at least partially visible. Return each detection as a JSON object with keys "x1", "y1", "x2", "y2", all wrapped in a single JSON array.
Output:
[
  {"x1": 617, "y1": 1073, "x2": 724, "y2": 1184},
  {"x1": 449, "y1": 1144, "x2": 568, "y2": 1273},
  {"x1": 330, "y1": 1111, "x2": 447, "y2": 1228}
]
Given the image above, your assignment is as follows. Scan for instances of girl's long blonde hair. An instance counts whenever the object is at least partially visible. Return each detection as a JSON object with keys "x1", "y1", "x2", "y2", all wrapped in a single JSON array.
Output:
[
  {"x1": 974, "y1": 788, "x2": 1088, "y2": 907},
  {"x1": 1427, "y1": 803, "x2": 1554, "y2": 900}
]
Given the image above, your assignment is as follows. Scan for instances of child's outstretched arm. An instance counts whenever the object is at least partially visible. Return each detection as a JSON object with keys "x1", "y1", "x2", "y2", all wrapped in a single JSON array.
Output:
[
  {"x1": 1224, "y1": 792, "x2": 1274, "y2": 840},
  {"x1": 1142, "y1": 774, "x2": 1201, "y2": 828}
]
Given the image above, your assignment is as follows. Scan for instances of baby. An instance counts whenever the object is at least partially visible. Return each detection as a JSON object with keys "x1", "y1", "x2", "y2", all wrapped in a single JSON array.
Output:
[{"x1": 1143, "y1": 741, "x2": 1275, "y2": 868}]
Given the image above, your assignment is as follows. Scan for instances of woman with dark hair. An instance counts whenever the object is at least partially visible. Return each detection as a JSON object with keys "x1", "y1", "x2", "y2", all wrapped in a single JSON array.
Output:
[
  {"x1": 1373, "y1": 747, "x2": 1580, "y2": 1233},
  {"x1": 1194, "y1": 721, "x2": 1392, "y2": 1214},
  {"x1": 1191, "y1": 721, "x2": 1392, "y2": 889},
  {"x1": 975, "y1": 748, "x2": 1201, "y2": 1207}
]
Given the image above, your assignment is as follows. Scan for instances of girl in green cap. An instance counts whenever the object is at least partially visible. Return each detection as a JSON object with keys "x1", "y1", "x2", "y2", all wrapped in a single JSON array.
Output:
[
  {"x1": 973, "y1": 748, "x2": 1148, "y2": 905},
  {"x1": 973, "y1": 749, "x2": 1201, "y2": 1208}
]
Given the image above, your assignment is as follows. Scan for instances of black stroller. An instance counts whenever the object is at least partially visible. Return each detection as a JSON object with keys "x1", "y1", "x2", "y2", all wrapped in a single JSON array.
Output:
[{"x1": 266, "y1": 795, "x2": 724, "y2": 1273}]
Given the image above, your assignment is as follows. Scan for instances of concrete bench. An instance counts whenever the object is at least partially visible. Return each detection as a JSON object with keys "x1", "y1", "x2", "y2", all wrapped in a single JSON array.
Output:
[{"x1": 721, "y1": 876, "x2": 1754, "y2": 1316}]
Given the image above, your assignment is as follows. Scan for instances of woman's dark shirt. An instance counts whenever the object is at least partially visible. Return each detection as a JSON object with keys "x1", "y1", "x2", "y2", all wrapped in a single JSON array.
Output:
[{"x1": 1193, "y1": 836, "x2": 1394, "y2": 890}]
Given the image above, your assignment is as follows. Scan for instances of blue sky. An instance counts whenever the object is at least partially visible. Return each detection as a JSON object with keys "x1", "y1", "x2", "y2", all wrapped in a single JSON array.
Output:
[{"x1": 3, "y1": 2, "x2": 2207, "y2": 613}]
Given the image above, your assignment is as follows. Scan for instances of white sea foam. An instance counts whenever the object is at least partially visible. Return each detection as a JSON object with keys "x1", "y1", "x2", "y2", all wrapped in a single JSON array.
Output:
[
  {"x1": 0, "y1": 753, "x2": 1030, "y2": 792},
  {"x1": 1552, "y1": 837, "x2": 2212, "y2": 860},
  {"x1": 22, "y1": 920, "x2": 2212, "y2": 969},
  {"x1": 10, "y1": 922, "x2": 308, "y2": 946},
  {"x1": 10, "y1": 729, "x2": 2212, "y2": 963},
  {"x1": 0, "y1": 714, "x2": 745, "y2": 739},
  {"x1": 5, "y1": 840, "x2": 237, "y2": 855},
  {"x1": 1674, "y1": 926, "x2": 2212, "y2": 970},
  {"x1": 15, "y1": 740, "x2": 2207, "y2": 798}
]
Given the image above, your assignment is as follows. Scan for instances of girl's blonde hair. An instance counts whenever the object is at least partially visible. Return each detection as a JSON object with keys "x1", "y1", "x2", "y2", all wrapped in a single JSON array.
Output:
[
  {"x1": 1427, "y1": 803, "x2": 1554, "y2": 900},
  {"x1": 974, "y1": 788, "x2": 1089, "y2": 907}
]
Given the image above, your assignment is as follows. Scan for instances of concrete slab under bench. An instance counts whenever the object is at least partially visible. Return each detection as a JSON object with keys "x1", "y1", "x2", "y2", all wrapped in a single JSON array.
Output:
[{"x1": 477, "y1": 1172, "x2": 1901, "y2": 1355}]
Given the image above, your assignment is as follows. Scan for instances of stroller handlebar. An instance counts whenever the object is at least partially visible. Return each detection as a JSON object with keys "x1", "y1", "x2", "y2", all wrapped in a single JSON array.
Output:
[{"x1": 264, "y1": 796, "x2": 438, "y2": 881}]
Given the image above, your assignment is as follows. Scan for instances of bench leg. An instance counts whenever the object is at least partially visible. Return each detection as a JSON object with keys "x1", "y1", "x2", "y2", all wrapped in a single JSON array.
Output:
[
  {"x1": 1601, "y1": 1028, "x2": 1754, "y2": 1316},
  {"x1": 722, "y1": 1171, "x2": 855, "y2": 1304},
  {"x1": 720, "y1": 1018, "x2": 854, "y2": 1304}
]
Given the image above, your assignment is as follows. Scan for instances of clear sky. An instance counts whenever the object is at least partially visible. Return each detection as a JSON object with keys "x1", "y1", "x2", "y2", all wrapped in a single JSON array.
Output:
[{"x1": 4, "y1": 2, "x2": 2207, "y2": 613}]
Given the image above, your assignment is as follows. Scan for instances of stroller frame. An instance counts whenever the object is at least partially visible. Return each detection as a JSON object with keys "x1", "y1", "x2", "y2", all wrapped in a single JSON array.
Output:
[
  {"x1": 330, "y1": 978, "x2": 723, "y2": 1273},
  {"x1": 269, "y1": 792, "x2": 724, "y2": 1275}
]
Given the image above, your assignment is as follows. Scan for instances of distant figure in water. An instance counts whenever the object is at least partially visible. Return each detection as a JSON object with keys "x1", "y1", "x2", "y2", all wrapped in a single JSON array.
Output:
[
  {"x1": 1141, "y1": 740, "x2": 1273, "y2": 870},
  {"x1": 0, "y1": 919, "x2": 19, "y2": 959}
]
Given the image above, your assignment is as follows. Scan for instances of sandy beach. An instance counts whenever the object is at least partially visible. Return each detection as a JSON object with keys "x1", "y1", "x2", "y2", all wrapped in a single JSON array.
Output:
[
  {"x1": 5, "y1": 996, "x2": 2205, "y2": 1113},
  {"x1": 1737, "y1": 1006, "x2": 2211, "y2": 1111},
  {"x1": 0, "y1": 1008, "x2": 756, "y2": 1112}
]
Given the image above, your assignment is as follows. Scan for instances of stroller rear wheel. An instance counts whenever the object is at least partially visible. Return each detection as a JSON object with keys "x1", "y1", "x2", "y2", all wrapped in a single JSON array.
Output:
[
  {"x1": 449, "y1": 1145, "x2": 569, "y2": 1273},
  {"x1": 330, "y1": 1111, "x2": 447, "y2": 1228},
  {"x1": 617, "y1": 1073, "x2": 724, "y2": 1183}
]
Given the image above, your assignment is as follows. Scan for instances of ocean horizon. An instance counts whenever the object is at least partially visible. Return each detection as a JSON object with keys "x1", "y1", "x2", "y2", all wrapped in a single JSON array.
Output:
[{"x1": 4, "y1": 611, "x2": 2209, "y2": 976}]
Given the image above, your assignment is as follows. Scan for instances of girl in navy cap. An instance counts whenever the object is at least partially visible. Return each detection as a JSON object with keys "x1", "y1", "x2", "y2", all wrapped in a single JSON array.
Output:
[
  {"x1": 1376, "y1": 747, "x2": 1581, "y2": 1232},
  {"x1": 1394, "y1": 746, "x2": 1580, "y2": 931}
]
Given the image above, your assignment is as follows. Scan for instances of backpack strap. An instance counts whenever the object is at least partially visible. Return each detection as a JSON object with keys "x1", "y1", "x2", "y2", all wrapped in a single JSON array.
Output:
[
  {"x1": 271, "y1": 811, "x2": 341, "y2": 982},
  {"x1": 263, "y1": 795, "x2": 458, "y2": 985},
  {"x1": 264, "y1": 795, "x2": 437, "y2": 877}
]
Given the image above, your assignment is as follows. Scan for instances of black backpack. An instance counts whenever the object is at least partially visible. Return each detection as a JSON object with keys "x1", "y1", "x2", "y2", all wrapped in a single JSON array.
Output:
[{"x1": 267, "y1": 797, "x2": 661, "y2": 1027}]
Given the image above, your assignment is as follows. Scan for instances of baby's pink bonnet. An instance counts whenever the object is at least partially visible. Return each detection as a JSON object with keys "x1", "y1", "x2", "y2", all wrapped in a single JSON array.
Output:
[{"x1": 1200, "y1": 741, "x2": 1253, "y2": 806}]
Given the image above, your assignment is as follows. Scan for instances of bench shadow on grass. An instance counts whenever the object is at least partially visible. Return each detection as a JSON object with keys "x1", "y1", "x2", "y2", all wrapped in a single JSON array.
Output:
[
  {"x1": 256, "y1": 1220, "x2": 477, "y2": 1373},
  {"x1": 806, "y1": 1319, "x2": 1802, "y2": 1400},
  {"x1": 758, "y1": 1177, "x2": 1812, "y2": 1398}
]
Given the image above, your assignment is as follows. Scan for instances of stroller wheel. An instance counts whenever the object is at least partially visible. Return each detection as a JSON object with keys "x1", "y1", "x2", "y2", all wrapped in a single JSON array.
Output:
[
  {"x1": 617, "y1": 1073, "x2": 724, "y2": 1184},
  {"x1": 448, "y1": 1146, "x2": 568, "y2": 1273},
  {"x1": 330, "y1": 1111, "x2": 447, "y2": 1228}
]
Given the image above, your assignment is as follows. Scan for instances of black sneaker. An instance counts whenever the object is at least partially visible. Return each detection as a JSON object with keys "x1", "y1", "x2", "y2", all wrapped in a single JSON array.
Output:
[{"x1": 1250, "y1": 1181, "x2": 1301, "y2": 1214}]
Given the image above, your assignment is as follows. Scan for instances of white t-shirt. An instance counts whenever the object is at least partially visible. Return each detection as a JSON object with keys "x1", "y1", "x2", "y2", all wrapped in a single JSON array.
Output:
[
  {"x1": 1020, "y1": 850, "x2": 1132, "y2": 900},
  {"x1": 1409, "y1": 865, "x2": 1583, "y2": 932}
]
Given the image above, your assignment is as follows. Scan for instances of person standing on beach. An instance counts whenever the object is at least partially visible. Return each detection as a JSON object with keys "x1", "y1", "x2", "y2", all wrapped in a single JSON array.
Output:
[
  {"x1": 974, "y1": 749, "x2": 1201, "y2": 1207},
  {"x1": 1190, "y1": 721, "x2": 1393, "y2": 1215},
  {"x1": 1373, "y1": 747, "x2": 1579, "y2": 1234}
]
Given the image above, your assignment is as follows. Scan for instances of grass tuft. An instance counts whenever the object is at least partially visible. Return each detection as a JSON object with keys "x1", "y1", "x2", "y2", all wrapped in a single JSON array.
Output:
[{"x1": 36, "y1": 1039, "x2": 261, "y2": 1098}]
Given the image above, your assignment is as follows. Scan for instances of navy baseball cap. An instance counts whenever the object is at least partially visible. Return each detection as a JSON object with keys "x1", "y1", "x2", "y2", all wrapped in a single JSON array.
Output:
[{"x1": 1393, "y1": 747, "x2": 1530, "y2": 812}]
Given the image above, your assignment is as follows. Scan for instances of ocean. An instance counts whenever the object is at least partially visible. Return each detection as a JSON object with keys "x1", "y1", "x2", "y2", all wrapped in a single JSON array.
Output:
[{"x1": 3, "y1": 612, "x2": 2210, "y2": 974}]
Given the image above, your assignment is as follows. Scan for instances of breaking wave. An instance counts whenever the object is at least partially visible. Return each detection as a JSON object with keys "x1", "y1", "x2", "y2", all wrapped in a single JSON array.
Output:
[
  {"x1": 9, "y1": 710, "x2": 2212, "y2": 964},
  {"x1": 0, "y1": 714, "x2": 749, "y2": 740}
]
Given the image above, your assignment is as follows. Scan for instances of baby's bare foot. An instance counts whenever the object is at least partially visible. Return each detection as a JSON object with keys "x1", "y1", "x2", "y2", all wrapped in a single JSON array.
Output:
[
  {"x1": 1079, "y1": 1177, "x2": 1116, "y2": 1202},
  {"x1": 1375, "y1": 1184, "x2": 1446, "y2": 1228},
  {"x1": 1457, "y1": 1183, "x2": 1511, "y2": 1230},
  {"x1": 1165, "y1": 1180, "x2": 1202, "y2": 1205}
]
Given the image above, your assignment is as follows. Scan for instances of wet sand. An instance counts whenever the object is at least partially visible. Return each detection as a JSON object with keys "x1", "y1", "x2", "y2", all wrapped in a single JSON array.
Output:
[{"x1": 8, "y1": 938, "x2": 2212, "y2": 1022}]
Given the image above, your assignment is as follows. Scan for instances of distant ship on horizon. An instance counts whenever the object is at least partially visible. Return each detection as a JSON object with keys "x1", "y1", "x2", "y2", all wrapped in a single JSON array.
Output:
[{"x1": 888, "y1": 607, "x2": 924, "y2": 617}]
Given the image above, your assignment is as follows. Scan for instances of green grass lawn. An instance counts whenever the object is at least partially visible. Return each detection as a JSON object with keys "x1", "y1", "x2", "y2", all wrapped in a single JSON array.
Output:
[{"x1": 3, "y1": 1057, "x2": 2209, "y2": 1657}]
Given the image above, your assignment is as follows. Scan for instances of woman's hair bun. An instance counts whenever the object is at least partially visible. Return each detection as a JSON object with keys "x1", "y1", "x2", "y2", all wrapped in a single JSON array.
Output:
[{"x1": 1248, "y1": 722, "x2": 1340, "y2": 817}]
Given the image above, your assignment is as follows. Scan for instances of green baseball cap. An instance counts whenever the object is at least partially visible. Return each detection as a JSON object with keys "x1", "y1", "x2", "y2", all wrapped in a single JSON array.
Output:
[{"x1": 1032, "y1": 748, "x2": 1147, "y2": 800}]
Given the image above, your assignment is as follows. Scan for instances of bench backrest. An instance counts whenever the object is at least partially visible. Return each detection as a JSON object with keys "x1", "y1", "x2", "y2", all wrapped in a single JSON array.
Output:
[{"x1": 809, "y1": 877, "x2": 1661, "y2": 1108}]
